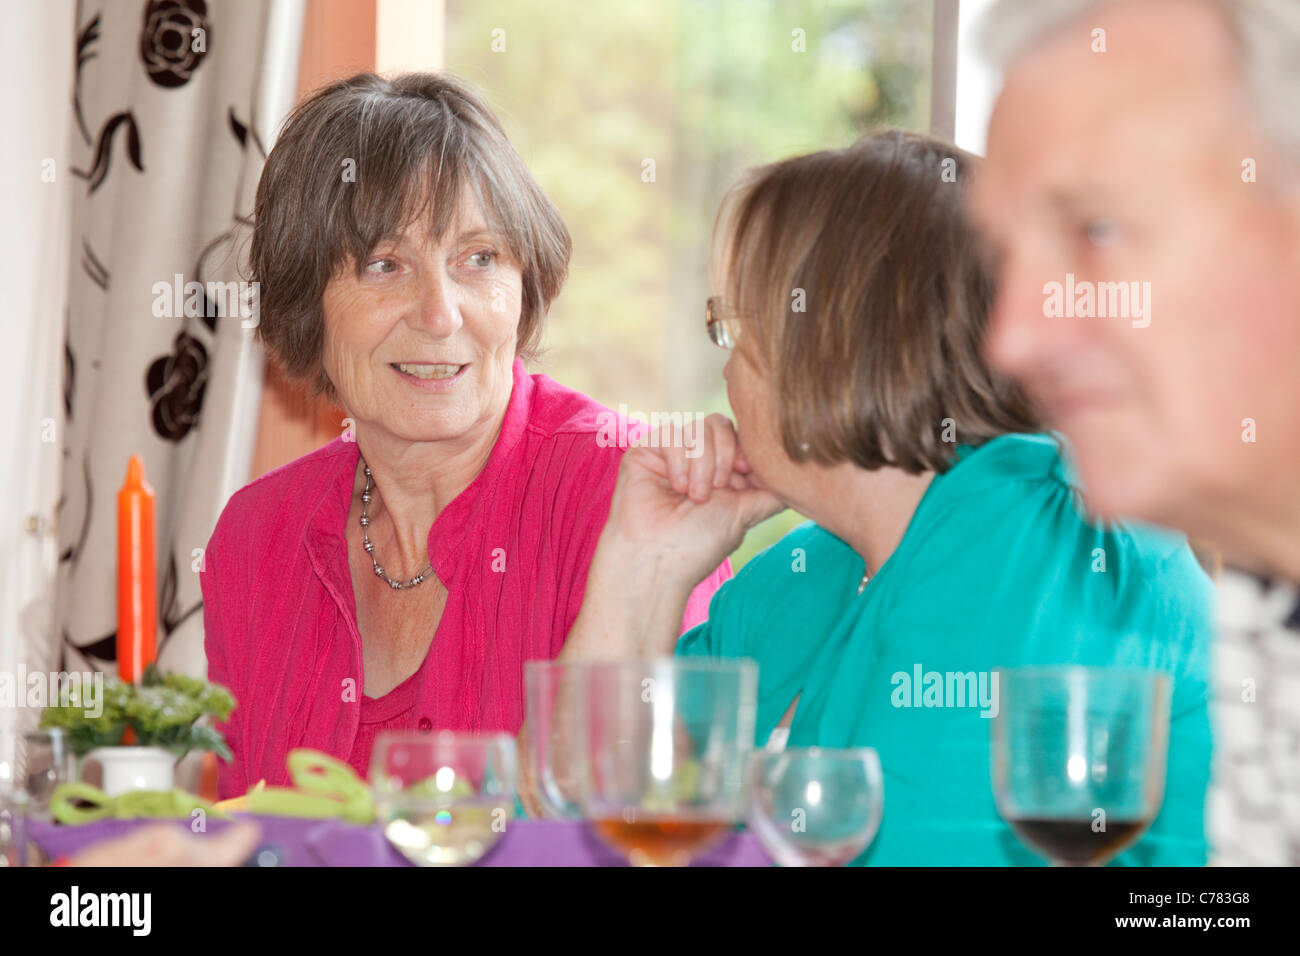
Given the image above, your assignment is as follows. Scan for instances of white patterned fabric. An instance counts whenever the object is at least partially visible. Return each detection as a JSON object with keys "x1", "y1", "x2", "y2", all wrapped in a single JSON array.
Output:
[
  {"x1": 56, "y1": 0, "x2": 301, "y2": 683},
  {"x1": 1207, "y1": 567, "x2": 1300, "y2": 865}
]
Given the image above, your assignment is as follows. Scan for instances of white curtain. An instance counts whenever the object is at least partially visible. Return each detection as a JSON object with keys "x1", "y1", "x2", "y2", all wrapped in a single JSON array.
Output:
[
  {"x1": 51, "y1": 0, "x2": 302, "y2": 692},
  {"x1": 0, "y1": 0, "x2": 76, "y2": 787}
]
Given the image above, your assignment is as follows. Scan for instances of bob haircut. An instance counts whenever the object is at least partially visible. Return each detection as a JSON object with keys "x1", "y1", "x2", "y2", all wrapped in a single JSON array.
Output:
[
  {"x1": 712, "y1": 128, "x2": 1040, "y2": 474},
  {"x1": 251, "y1": 71, "x2": 572, "y2": 399}
]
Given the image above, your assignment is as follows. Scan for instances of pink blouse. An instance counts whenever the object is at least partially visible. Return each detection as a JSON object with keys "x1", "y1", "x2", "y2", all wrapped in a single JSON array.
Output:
[
  {"x1": 201, "y1": 358, "x2": 731, "y2": 798},
  {"x1": 351, "y1": 661, "x2": 424, "y2": 781}
]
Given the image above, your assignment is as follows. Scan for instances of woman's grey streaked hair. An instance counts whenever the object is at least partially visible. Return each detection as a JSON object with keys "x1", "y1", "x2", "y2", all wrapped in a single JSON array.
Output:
[{"x1": 978, "y1": 0, "x2": 1300, "y2": 178}]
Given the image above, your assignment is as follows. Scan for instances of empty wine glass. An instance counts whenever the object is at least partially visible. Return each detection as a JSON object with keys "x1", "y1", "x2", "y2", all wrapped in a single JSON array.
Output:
[
  {"x1": 579, "y1": 658, "x2": 758, "y2": 867},
  {"x1": 0, "y1": 787, "x2": 33, "y2": 868},
  {"x1": 522, "y1": 659, "x2": 591, "y2": 819},
  {"x1": 370, "y1": 731, "x2": 517, "y2": 866},
  {"x1": 22, "y1": 729, "x2": 76, "y2": 818},
  {"x1": 992, "y1": 667, "x2": 1171, "y2": 866},
  {"x1": 748, "y1": 747, "x2": 884, "y2": 866},
  {"x1": 1, "y1": 730, "x2": 74, "y2": 866}
]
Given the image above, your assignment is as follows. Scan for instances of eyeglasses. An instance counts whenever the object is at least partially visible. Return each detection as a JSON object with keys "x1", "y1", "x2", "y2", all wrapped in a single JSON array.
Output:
[{"x1": 705, "y1": 296, "x2": 744, "y2": 350}]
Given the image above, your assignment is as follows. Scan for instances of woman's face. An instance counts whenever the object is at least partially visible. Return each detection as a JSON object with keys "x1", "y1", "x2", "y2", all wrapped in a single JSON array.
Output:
[{"x1": 321, "y1": 189, "x2": 523, "y2": 447}]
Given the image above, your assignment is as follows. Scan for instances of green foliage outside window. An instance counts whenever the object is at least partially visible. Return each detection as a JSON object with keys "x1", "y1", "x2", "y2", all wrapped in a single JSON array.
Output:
[{"x1": 446, "y1": 0, "x2": 932, "y2": 565}]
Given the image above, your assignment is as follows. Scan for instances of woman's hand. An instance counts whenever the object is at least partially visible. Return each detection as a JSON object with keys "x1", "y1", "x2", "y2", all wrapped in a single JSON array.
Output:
[
  {"x1": 67, "y1": 820, "x2": 262, "y2": 867},
  {"x1": 562, "y1": 414, "x2": 784, "y2": 660},
  {"x1": 606, "y1": 413, "x2": 785, "y2": 590}
]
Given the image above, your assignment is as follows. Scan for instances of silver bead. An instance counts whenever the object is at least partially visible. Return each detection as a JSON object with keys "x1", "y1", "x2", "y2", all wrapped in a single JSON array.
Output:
[
  {"x1": 359, "y1": 516, "x2": 369, "y2": 526},
  {"x1": 390, "y1": 579, "x2": 401, "y2": 589},
  {"x1": 373, "y1": 565, "x2": 384, "y2": 576},
  {"x1": 363, "y1": 541, "x2": 374, "y2": 552},
  {"x1": 361, "y1": 492, "x2": 371, "y2": 503}
]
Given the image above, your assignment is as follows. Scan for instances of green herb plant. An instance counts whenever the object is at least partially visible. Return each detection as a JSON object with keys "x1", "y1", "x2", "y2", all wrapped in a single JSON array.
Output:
[{"x1": 40, "y1": 664, "x2": 235, "y2": 761}]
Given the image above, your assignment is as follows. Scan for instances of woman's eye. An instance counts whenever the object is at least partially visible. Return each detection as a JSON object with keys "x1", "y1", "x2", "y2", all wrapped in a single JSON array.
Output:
[
  {"x1": 365, "y1": 257, "x2": 397, "y2": 274},
  {"x1": 1083, "y1": 217, "x2": 1118, "y2": 249},
  {"x1": 467, "y1": 250, "x2": 496, "y2": 269}
]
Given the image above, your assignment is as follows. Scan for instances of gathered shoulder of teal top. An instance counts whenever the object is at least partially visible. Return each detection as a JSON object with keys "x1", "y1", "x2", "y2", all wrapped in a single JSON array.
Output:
[{"x1": 677, "y1": 432, "x2": 1214, "y2": 866}]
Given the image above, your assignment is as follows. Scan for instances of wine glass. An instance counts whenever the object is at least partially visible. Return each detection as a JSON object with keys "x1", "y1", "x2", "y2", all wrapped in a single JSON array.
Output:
[
  {"x1": 22, "y1": 729, "x2": 76, "y2": 819},
  {"x1": 747, "y1": 747, "x2": 884, "y2": 866},
  {"x1": 0, "y1": 788, "x2": 33, "y2": 868},
  {"x1": 578, "y1": 658, "x2": 758, "y2": 867},
  {"x1": 991, "y1": 667, "x2": 1171, "y2": 866},
  {"x1": 370, "y1": 731, "x2": 517, "y2": 866},
  {"x1": 0, "y1": 731, "x2": 72, "y2": 866},
  {"x1": 522, "y1": 659, "x2": 591, "y2": 819}
]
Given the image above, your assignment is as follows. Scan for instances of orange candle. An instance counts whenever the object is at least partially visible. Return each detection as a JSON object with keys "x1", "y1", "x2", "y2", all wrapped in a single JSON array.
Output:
[{"x1": 117, "y1": 455, "x2": 157, "y2": 685}]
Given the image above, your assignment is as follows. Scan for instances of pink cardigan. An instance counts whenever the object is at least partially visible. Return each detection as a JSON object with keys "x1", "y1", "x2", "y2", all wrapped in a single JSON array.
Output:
[{"x1": 202, "y1": 359, "x2": 731, "y2": 798}]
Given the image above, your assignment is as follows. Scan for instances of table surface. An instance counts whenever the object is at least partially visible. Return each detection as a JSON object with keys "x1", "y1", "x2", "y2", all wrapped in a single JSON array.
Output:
[{"x1": 27, "y1": 815, "x2": 772, "y2": 867}]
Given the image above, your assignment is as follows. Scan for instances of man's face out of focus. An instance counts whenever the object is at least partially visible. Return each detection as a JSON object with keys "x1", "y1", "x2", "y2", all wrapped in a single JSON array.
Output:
[{"x1": 970, "y1": 0, "x2": 1300, "y2": 559}]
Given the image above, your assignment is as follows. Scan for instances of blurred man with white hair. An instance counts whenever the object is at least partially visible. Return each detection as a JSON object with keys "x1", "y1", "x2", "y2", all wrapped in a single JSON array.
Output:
[{"x1": 969, "y1": 0, "x2": 1300, "y2": 865}]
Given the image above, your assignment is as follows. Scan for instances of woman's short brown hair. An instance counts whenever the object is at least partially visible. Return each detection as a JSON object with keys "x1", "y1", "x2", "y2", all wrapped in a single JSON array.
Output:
[
  {"x1": 251, "y1": 71, "x2": 571, "y2": 399},
  {"x1": 713, "y1": 128, "x2": 1041, "y2": 474}
]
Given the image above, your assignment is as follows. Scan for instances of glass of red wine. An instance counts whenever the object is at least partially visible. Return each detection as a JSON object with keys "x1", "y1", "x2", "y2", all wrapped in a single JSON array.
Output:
[{"x1": 992, "y1": 666, "x2": 1171, "y2": 866}]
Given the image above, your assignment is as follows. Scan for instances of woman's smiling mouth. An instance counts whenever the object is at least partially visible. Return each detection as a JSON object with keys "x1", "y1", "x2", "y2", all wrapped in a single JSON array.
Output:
[{"x1": 389, "y1": 362, "x2": 468, "y2": 388}]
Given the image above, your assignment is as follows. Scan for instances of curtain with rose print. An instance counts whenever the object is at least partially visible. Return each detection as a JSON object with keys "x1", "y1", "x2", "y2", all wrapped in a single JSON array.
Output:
[{"x1": 57, "y1": 0, "x2": 302, "y2": 684}]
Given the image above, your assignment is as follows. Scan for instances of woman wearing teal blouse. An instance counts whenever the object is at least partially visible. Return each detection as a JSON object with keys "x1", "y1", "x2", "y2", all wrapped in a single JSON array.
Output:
[{"x1": 561, "y1": 129, "x2": 1213, "y2": 865}]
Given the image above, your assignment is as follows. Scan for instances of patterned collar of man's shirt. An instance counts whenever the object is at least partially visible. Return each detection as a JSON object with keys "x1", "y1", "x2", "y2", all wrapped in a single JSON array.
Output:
[{"x1": 1207, "y1": 567, "x2": 1300, "y2": 866}]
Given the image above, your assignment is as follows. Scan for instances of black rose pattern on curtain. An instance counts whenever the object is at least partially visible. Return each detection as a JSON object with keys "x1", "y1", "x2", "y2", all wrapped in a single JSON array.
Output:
[
  {"x1": 141, "y1": 0, "x2": 211, "y2": 87},
  {"x1": 58, "y1": 0, "x2": 277, "y2": 676},
  {"x1": 148, "y1": 331, "x2": 210, "y2": 442}
]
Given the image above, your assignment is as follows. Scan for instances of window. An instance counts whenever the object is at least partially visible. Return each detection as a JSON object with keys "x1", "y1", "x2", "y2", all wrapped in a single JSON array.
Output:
[{"x1": 440, "y1": 1, "x2": 940, "y2": 564}]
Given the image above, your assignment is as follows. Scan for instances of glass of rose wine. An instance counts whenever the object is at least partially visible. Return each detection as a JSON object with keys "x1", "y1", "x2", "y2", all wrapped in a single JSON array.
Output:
[
  {"x1": 747, "y1": 747, "x2": 884, "y2": 866},
  {"x1": 992, "y1": 667, "x2": 1171, "y2": 866},
  {"x1": 578, "y1": 658, "x2": 758, "y2": 867},
  {"x1": 370, "y1": 731, "x2": 517, "y2": 866}
]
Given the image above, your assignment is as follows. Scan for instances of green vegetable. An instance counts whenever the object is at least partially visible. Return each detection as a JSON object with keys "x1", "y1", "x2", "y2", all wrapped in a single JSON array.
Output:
[
  {"x1": 246, "y1": 787, "x2": 353, "y2": 819},
  {"x1": 50, "y1": 783, "x2": 115, "y2": 825},
  {"x1": 50, "y1": 783, "x2": 227, "y2": 825},
  {"x1": 113, "y1": 788, "x2": 225, "y2": 820},
  {"x1": 285, "y1": 749, "x2": 374, "y2": 823}
]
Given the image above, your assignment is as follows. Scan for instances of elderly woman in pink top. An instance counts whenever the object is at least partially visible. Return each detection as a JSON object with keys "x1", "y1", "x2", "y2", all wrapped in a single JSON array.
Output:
[{"x1": 201, "y1": 71, "x2": 729, "y2": 799}]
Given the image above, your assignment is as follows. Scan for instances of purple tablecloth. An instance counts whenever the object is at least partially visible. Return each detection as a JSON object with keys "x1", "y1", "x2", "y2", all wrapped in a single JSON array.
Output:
[{"x1": 27, "y1": 815, "x2": 771, "y2": 866}]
